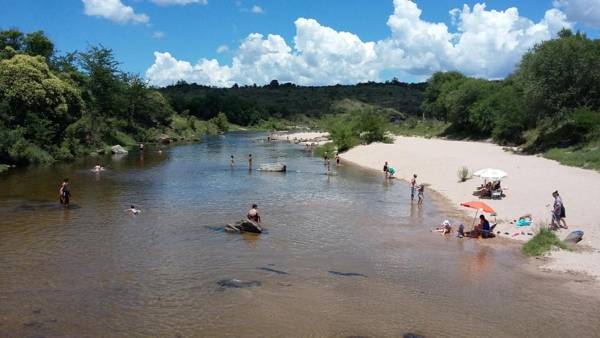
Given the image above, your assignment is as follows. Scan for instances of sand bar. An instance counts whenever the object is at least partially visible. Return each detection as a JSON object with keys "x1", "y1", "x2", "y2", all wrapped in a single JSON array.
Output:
[{"x1": 340, "y1": 136, "x2": 600, "y2": 278}]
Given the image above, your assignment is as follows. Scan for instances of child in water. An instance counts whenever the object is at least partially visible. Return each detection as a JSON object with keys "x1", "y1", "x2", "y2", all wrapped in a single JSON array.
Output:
[
  {"x1": 126, "y1": 205, "x2": 141, "y2": 215},
  {"x1": 417, "y1": 184, "x2": 425, "y2": 205}
]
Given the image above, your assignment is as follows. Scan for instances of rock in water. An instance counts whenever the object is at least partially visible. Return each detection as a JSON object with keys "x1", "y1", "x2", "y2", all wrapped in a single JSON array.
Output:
[
  {"x1": 217, "y1": 279, "x2": 261, "y2": 289},
  {"x1": 158, "y1": 134, "x2": 171, "y2": 144},
  {"x1": 226, "y1": 219, "x2": 262, "y2": 234},
  {"x1": 111, "y1": 145, "x2": 128, "y2": 154},
  {"x1": 563, "y1": 230, "x2": 584, "y2": 245}
]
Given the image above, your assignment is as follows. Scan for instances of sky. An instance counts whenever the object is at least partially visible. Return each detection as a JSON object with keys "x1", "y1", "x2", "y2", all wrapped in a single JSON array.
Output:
[{"x1": 1, "y1": 0, "x2": 600, "y2": 86}]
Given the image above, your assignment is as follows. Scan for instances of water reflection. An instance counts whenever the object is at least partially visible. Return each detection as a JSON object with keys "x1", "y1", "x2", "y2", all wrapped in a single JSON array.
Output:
[{"x1": 0, "y1": 132, "x2": 599, "y2": 338}]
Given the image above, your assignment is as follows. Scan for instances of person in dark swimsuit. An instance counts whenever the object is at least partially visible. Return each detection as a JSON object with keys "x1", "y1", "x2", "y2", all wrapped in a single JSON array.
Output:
[
  {"x1": 59, "y1": 178, "x2": 71, "y2": 207},
  {"x1": 248, "y1": 154, "x2": 253, "y2": 170},
  {"x1": 247, "y1": 204, "x2": 261, "y2": 223},
  {"x1": 383, "y1": 161, "x2": 389, "y2": 178}
]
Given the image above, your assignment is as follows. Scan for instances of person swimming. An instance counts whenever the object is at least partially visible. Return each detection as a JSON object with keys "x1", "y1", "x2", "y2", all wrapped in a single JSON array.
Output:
[
  {"x1": 126, "y1": 205, "x2": 141, "y2": 215},
  {"x1": 247, "y1": 204, "x2": 261, "y2": 223},
  {"x1": 92, "y1": 162, "x2": 104, "y2": 172}
]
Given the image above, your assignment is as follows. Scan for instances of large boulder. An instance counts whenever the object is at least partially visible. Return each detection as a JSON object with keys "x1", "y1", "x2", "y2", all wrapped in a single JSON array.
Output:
[
  {"x1": 158, "y1": 134, "x2": 171, "y2": 144},
  {"x1": 111, "y1": 145, "x2": 128, "y2": 154},
  {"x1": 225, "y1": 219, "x2": 263, "y2": 234}
]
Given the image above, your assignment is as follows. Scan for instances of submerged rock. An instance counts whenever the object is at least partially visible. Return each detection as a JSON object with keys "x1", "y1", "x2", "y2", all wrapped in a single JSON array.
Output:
[
  {"x1": 328, "y1": 271, "x2": 367, "y2": 277},
  {"x1": 111, "y1": 145, "x2": 128, "y2": 154},
  {"x1": 258, "y1": 267, "x2": 289, "y2": 275},
  {"x1": 217, "y1": 279, "x2": 261, "y2": 289}
]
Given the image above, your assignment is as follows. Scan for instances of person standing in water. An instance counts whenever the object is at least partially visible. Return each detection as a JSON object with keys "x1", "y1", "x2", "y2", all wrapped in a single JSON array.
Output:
[
  {"x1": 417, "y1": 184, "x2": 425, "y2": 205},
  {"x1": 383, "y1": 161, "x2": 389, "y2": 178},
  {"x1": 59, "y1": 178, "x2": 71, "y2": 208},
  {"x1": 323, "y1": 151, "x2": 329, "y2": 166},
  {"x1": 247, "y1": 204, "x2": 261, "y2": 223},
  {"x1": 230, "y1": 155, "x2": 235, "y2": 168},
  {"x1": 248, "y1": 154, "x2": 253, "y2": 170},
  {"x1": 410, "y1": 174, "x2": 418, "y2": 201}
]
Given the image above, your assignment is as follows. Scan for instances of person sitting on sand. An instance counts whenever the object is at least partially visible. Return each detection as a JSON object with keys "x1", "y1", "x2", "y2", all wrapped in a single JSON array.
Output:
[
  {"x1": 126, "y1": 205, "x2": 141, "y2": 215},
  {"x1": 433, "y1": 220, "x2": 453, "y2": 235},
  {"x1": 247, "y1": 204, "x2": 261, "y2": 223},
  {"x1": 479, "y1": 215, "x2": 491, "y2": 238}
]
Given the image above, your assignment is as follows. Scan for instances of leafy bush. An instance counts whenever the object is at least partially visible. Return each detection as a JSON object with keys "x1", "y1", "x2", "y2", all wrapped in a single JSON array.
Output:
[
  {"x1": 522, "y1": 228, "x2": 568, "y2": 256},
  {"x1": 210, "y1": 112, "x2": 229, "y2": 132},
  {"x1": 457, "y1": 166, "x2": 471, "y2": 182}
]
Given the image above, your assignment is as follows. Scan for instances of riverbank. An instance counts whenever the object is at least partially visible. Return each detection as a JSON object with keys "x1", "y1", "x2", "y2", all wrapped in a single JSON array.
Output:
[{"x1": 339, "y1": 136, "x2": 600, "y2": 279}]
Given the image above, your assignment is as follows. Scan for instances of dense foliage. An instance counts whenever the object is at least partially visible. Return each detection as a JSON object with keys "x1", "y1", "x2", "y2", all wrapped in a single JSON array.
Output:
[
  {"x1": 159, "y1": 79, "x2": 424, "y2": 126},
  {"x1": 0, "y1": 29, "x2": 226, "y2": 166},
  {"x1": 420, "y1": 29, "x2": 600, "y2": 168}
]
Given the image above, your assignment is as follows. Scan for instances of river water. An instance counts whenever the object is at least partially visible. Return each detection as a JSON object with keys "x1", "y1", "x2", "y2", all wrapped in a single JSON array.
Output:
[{"x1": 1, "y1": 132, "x2": 599, "y2": 338}]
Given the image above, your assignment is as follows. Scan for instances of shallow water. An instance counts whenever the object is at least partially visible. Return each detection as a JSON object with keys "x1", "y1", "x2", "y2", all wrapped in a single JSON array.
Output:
[{"x1": 1, "y1": 132, "x2": 599, "y2": 338}]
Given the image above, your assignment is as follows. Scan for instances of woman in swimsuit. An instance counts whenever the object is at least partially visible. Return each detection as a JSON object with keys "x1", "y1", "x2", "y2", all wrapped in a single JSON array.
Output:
[{"x1": 59, "y1": 178, "x2": 71, "y2": 207}]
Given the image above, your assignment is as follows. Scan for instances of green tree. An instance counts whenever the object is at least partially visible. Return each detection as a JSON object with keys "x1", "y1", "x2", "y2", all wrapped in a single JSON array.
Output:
[
  {"x1": 24, "y1": 31, "x2": 54, "y2": 60},
  {"x1": 421, "y1": 71, "x2": 466, "y2": 121},
  {"x1": 515, "y1": 29, "x2": 600, "y2": 119}
]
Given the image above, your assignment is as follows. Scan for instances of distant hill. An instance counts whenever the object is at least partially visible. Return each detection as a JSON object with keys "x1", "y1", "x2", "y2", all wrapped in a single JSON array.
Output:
[{"x1": 158, "y1": 80, "x2": 425, "y2": 126}]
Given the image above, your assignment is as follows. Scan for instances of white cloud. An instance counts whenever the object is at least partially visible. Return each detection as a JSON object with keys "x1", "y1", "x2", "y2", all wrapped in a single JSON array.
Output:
[
  {"x1": 553, "y1": 0, "x2": 600, "y2": 27},
  {"x1": 152, "y1": 31, "x2": 166, "y2": 39},
  {"x1": 146, "y1": 0, "x2": 571, "y2": 86},
  {"x1": 152, "y1": 0, "x2": 208, "y2": 5},
  {"x1": 251, "y1": 5, "x2": 264, "y2": 14},
  {"x1": 82, "y1": 0, "x2": 149, "y2": 24},
  {"x1": 216, "y1": 45, "x2": 229, "y2": 53}
]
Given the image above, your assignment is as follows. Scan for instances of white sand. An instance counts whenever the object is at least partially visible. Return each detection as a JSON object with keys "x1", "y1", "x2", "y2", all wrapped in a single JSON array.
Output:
[
  {"x1": 270, "y1": 131, "x2": 329, "y2": 140},
  {"x1": 341, "y1": 136, "x2": 600, "y2": 278}
]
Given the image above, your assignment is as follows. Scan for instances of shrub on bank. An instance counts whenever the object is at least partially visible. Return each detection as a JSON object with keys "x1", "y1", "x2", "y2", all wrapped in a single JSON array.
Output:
[{"x1": 522, "y1": 228, "x2": 568, "y2": 256}]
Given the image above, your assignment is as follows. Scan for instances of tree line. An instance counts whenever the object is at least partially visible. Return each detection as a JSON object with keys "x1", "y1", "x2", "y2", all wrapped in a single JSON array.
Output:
[{"x1": 421, "y1": 29, "x2": 600, "y2": 154}]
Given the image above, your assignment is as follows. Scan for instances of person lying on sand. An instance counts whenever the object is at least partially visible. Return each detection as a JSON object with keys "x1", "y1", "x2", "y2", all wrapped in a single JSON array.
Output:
[
  {"x1": 432, "y1": 220, "x2": 453, "y2": 235},
  {"x1": 126, "y1": 205, "x2": 141, "y2": 215}
]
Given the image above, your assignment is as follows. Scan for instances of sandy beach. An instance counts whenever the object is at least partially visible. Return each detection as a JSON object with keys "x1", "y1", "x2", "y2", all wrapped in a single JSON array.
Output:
[
  {"x1": 270, "y1": 132, "x2": 330, "y2": 145},
  {"x1": 334, "y1": 136, "x2": 600, "y2": 279}
]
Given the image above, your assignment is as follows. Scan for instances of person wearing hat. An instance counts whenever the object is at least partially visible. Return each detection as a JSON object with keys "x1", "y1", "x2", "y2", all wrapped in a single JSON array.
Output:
[{"x1": 433, "y1": 220, "x2": 453, "y2": 235}]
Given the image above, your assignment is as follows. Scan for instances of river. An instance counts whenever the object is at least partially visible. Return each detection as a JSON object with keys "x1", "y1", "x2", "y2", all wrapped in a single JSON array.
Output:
[{"x1": 1, "y1": 132, "x2": 599, "y2": 337}]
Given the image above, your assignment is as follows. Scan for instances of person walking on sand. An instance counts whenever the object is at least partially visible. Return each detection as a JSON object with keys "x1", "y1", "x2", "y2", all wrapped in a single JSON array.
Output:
[
  {"x1": 230, "y1": 155, "x2": 235, "y2": 168},
  {"x1": 248, "y1": 154, "x2": 253, "y2": 170},
  {"x1": 59, "y1": 178, "x2": 71, "y2": 208},
  {"x1": 410, "y1": 174, "x2": 417, "y2": 201},
  {"x1": 552, "y1": 191, "x2": 568, "y2": 229},
  {"x1": 417, "y1": 184, "x2": 425, "y2": 205}
]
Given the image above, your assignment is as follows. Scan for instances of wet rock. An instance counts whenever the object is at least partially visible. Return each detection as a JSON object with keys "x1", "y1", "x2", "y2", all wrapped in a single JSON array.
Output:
[
  {"x1": 225, "y1": 220, "x2": 262, "y2": 234},
  {"x1": 111, "y1": 145, "x2": 128, "y2": 154},
  {"x1": 403, "y1": 334, "x2": 424, "y2": 338},
  {"x1": 258, "y1": 267, "x2": 289, "y2": 275},
  {"x1": 217, "y1": 278, "x2": 261, "y2": 289},
  {"x1": 328, "y1": 271, "x2": 367, "y2": 277},
  {"x1": 158, "y1": 134, "x2": 171, "y2": 144}
]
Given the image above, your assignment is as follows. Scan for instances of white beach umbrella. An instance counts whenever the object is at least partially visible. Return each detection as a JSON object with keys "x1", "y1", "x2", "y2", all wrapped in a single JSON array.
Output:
[{"x1": 473, "y1": 168, "x2": 507, "y2": 180}]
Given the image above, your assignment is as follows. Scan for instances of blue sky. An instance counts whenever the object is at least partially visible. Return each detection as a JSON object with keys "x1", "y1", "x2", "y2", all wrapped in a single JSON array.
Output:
[{"x1": 1, "y1": 0, "x2": 599, "y2": 86}]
